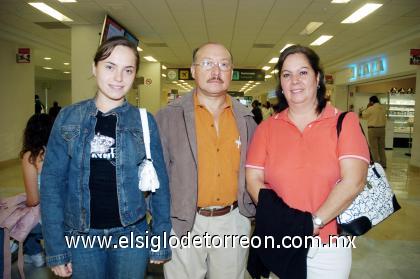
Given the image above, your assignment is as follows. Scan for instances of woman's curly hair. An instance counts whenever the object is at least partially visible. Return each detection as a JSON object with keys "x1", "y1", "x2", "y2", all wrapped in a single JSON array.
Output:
[{"x1": 20, "y1": 113, "x2": 53, "y2": 164}]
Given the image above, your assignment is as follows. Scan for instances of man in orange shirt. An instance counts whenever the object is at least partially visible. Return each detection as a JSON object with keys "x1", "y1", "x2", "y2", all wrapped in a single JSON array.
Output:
[{"x1": 156, "y1": 43, "x2": 257, "y2": 279}]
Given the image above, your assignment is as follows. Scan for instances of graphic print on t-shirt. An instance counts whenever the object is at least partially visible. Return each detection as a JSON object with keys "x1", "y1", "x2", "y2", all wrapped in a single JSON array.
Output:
[{"x1": 90, "y1": 132, "x2": 116, "y2": 166}]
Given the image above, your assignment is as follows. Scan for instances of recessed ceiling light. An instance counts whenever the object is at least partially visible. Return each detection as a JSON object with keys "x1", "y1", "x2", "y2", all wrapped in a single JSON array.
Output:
[
  {"x1": 172, "y1": 81, "x2": 178, "y2": 84},
  {"x1": 162, "y1": 65, "x2": 167, "y2": 70},
  {"x1": 137, "y1": 46, "x2": 143, "y2": 52},
  {"x1": 63, "y1": 62, "x2": 70, "y2": 66},
  {"x1": 331, "y1": 0, "x2": 351, "y2": 3},
  {"x1": 162, "y1": 74, "x2": 167, "y2": 77},
  {"x1": 179, "y1": 79, "x2": 184, "y2": 82},
  {"x1": 144, "y1": 56, "x2": 157, "y2": 62},
  {"x1": 300, "y1": 22, "x2": 323, "y2": 35},
  {"x1": 271, "y1": 69, "x2": 279, "y2": 74},
  {"x1": 248, "y1": 81, "x2": 254, "y2": 84},
  {"x1": 269, "y1": 57, "x2": 279, "y2": 64},
  {"x1": 262, "y1": 66, "x2": 270, "y2": 71},
  {"x1": 28, "y1": 3, "x2": 73, "y2": 22},
  {"x1": 310, "y1": 35, "x2": 333, "y2": 46},
  {"x1": 280, "y1": 44, "x2": 294, "y2": 53},
  {"x1": 265, "y1": 75, "x2": 272, "y2": 79},
  {"x1": 58, "y1": 0, "x2": 77, "y2": 2},
  {"x1": 255, "y1": 82, "x2": 261, "y2": 85},
  {"x1": 43, "y1": 57, "x2": 51, "y2": 60},
  {"x1": 63, "y1": 71, "x2": 71, "y2": 74},
  {"x1": 43, "y1": 67, "x2": 53, "y2": 70},
  {"x1": 341, "y1": 3, "x2": 383, "y2": 24}
]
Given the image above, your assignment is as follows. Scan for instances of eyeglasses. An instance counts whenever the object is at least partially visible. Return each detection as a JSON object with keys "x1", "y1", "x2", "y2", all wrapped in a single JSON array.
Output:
[{"x1": 193, "y1": 60, "x2": 232, "y2": 72}]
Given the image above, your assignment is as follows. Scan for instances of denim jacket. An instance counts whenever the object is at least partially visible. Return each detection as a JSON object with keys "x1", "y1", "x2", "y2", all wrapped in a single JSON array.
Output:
[{"x1": 40, "y1": 99, "x2": 171, "y2": 267}]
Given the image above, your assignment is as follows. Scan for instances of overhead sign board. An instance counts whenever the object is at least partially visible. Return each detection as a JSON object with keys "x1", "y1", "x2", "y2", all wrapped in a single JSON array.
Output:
[{"x1": 232, "y1": 69, "x2": 265, "y2": 81}]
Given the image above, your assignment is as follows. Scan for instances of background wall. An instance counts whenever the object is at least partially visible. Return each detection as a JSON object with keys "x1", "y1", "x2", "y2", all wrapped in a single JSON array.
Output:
[
  {"x1": 0, "y1": 39, "x2": 34, "y2": 161},
  {"x1": 35, "y1": 79, "x2": 72, "y2": 110}
]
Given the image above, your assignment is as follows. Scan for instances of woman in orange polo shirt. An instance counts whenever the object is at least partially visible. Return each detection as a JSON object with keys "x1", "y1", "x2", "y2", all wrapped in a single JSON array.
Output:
[{"x1": 246, "y1": 45, "x2": 369, "y2": 279}]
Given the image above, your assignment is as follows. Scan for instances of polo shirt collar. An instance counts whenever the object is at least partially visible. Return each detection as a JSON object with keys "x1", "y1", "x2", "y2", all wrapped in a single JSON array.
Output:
[
  {"x1": 274, "y1": 104, "x2": 339, "y2": 122},
  {"x1": 193, "y1": 90, "x2": 232, "y2": 110}
]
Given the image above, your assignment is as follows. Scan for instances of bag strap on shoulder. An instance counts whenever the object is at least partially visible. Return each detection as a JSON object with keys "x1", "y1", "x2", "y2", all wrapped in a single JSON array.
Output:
[
  {"x1": 139, "y1": 108, "x2": 152, "y2": 160},
  {"x1": 336, "y1": 111, "x2": 374, "y2": 164}
]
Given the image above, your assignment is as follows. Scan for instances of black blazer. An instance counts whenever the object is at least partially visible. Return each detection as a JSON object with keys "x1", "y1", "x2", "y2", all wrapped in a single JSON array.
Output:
[{"x1": 247, "y1": 189, "x2": 314, "y2": 279}]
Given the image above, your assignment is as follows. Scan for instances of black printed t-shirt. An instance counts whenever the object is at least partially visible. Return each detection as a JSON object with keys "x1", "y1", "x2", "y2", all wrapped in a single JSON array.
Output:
[{"x1": 89, "y1": 111, "x2": 122, "y2": 229}]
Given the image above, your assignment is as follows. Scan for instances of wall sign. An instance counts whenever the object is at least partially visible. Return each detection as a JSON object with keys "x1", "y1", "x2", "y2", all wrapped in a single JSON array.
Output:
[
  {"x1": 16, "y1": 48, "x2": 31, "y2": 63},
  {"x1": 348, "y1": 57, "x2": 387, "y2": 82},
  {"x1": 410, "y1": 49, "x2": 420, "y2": 65}
]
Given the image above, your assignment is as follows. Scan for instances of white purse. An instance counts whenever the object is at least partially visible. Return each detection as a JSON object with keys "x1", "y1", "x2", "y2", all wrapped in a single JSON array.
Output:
[
  {"x1": 336, "y1": 112, "x2": 401, "y2": 236},
  {"x1": 138, "y1": 108, "x2": 160, "y2": 192}
]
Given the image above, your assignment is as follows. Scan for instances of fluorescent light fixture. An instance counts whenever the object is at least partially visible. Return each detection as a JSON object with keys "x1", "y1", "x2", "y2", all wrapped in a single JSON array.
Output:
[
  {"x1": 310, "y1": 35, "x2": 333, "y2": 46},
  {"x1": 28, "y1": 3, "x2": 73, "y2": 21},
  {"x1": 42, "y1": 67, "x2": 53, "y2": 70},
  {"x1": 162, "y1": 74, "x2": 166, "y2": 77},
  {"x1": 265, "y1": 75, "x2": 272, "y2": 79},
  {"x1": 248, "y1": 81, "x2": 254, "y2": 84},
  {"x1": 271, "y1": 69, "x2": 279, "y2": 74},
  {"x1": 137, "y1": 46, "x2": 143, "y2": 52},
  {"x1": 172, "y1": 81, "x2": 178, "y2": 84},
  {"x1": 162, "y1": 65, "x2": 167, "y2": 70},
  {"x1": 58, "y1": 0, "x2": 77, "y2": 2},
  {"x1": 341, "y1": 3, "x2": 383, "y2": 24},
  {"x1": 63, "y1": 71, "x2": 71, "y2": 74},
  {"x1": 144, "y1": 56, "x2": 157, "y2": 62},
  {"x1": 255, "y1": 82, "x2": 261, "y2": 85},
  {"x1": 63, "y1": 62, "x2": 70, "y2": 65},
  {"x1": 300, "y1": 22, "x2": 323, "y2": 35},
  {"x1": 331, "y1": 0, "x2": 350, "y2": 4},
  {"x1": 280, "y1": 44, "x2": 294, "y2": 53},
  {"x1": 262, "y1": 66, "x2": 270, "y2": 71},
  {"x1": 269, "y1": 57, "x2": 279, "y2": 64},
  {"x1": 43, "y1": 57, "x2": 51, "y2": 60},
  {"x1": 179, "y1": 79, "x2": 184, "y2": 82}
]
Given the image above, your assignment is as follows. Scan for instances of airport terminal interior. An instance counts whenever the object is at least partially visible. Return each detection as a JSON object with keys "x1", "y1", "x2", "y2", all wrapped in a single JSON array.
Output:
[{"x1": 1, "y1": 0, "x2": 420, "y2": 278}]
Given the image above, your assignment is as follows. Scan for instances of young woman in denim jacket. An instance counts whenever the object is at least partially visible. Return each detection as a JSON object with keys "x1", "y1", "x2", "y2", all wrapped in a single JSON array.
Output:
[{"x1": 40, "y1": 36, "x2": 171, "y2": 278}]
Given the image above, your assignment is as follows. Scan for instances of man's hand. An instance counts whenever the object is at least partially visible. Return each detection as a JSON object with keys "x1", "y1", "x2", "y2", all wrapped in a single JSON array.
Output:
[{"x1": 51, "y1": 263, "x2": 72, "y2": 277}]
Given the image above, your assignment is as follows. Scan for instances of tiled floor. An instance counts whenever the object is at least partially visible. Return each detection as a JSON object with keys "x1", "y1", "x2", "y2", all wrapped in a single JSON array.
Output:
[{"x1": 1, "y1": 148, "x2": 419, "y2": 279}]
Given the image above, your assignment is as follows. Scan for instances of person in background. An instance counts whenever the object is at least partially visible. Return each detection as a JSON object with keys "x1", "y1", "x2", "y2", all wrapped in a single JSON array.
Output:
[
  {"x1": 261, "y1": 101, "x2": 274, "y2": 120},
  {"x1": 251, "y1": 100, "x2": 263, "y2": 124},
  {"x1": 20, "y1": 113, "x2": 53, "y2": 267},
  {"x1": 156, "y1": 42, "x2": 256, "y2": 279},
  {"x1": 48, "y1": 101, "x2": 61, "y2": 121},
  {"x1": 246, "y1": 45, "x2": 369, "y2": 278},
  {"x1": 34, "y1": 95, "x2": 45, "y2": 114},
  {"x1": 40, "y1": 36, "x2": 171, "y2": 278},
  {"x1": 360, "y1": 96, "x2": 387, "y2": 168}
]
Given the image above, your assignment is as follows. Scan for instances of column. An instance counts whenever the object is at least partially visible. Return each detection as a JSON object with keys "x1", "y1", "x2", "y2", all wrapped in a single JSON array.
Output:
[
  {"x1": 138, "y1": 62, "x2": 162, "y2": 114},
  {"x1": 71, "y1": 25, "x2": 101, "y2": 103},
  {"x1": 410, "y1": 68, "x2": 420, "y2": 167}
]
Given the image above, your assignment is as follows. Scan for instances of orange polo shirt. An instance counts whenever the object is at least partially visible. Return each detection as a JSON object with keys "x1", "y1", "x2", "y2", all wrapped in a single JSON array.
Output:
[
  {"x1": 194, "y1": 93, "x2": 240, "y2": 208},
  {"x1": 246, "y1": 105, "x2": 369, "y2": 242}
]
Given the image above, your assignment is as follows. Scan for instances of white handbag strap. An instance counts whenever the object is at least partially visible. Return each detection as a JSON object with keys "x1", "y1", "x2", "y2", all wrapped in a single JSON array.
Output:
[{"x1": 139, "y1": 108, "x2": 151, "y2": 160}]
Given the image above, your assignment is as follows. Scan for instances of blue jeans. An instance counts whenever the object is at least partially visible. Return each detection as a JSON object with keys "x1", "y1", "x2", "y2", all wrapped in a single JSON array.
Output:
[
  {"x1": 69, "y1": 219, "x2": 149, "y2": 279},
  {"x1": 24, "y1": 223, "x2": 43, "y2": 255}
]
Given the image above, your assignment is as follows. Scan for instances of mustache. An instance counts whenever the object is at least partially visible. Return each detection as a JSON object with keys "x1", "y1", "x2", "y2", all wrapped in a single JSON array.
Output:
[{"x1": 207, "y1": 77, "x2": 223, "y2": 82}]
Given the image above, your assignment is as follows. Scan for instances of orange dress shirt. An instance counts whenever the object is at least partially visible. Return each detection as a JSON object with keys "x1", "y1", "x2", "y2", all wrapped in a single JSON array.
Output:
[{"x1": 194, "y1": 93, "x2": 240, "y2": 207}]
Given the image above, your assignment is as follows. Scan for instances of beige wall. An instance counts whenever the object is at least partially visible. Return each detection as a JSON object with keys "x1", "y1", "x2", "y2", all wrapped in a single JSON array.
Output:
[{"x1": 0, "y1": 39, "x2": 34, "y2": 161}]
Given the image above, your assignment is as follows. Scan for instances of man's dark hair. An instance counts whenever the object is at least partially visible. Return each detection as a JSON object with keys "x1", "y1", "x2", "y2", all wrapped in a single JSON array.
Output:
[{"x1": 369, "y1": 96, "x2": 380, "y2": 104}]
